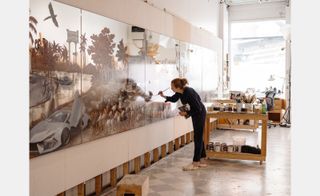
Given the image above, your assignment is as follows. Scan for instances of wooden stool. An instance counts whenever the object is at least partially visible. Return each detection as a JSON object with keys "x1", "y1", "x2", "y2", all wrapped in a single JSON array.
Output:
[{"x1": 116, "y1": 174, "x2": 149, "y2": 196}]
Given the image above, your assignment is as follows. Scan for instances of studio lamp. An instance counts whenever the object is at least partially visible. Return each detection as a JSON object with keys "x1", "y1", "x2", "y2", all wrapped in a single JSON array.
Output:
[{"x1": 268, "y1": 74, "x2": 285, "y2": 94}]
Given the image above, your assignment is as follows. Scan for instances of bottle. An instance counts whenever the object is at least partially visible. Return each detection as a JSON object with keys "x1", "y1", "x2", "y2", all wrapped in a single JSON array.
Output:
[{"x1": 261, "y1": 100, "x2": 267, "y2": 114}]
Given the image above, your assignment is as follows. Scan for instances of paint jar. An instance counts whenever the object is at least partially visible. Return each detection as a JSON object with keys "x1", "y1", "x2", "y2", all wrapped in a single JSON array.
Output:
[
  {"x1": 227, "y1": 145, "x2": 234, "y2": 152},
  {"x1": 207, "y1": 142, "x2": 214, "y2": 151},
  {"x1": 214, "y1": 144, "x2": 221, "y2": 152},
  {"x1": 221, "y1": 143, "x2": 227, "y2": 152}
]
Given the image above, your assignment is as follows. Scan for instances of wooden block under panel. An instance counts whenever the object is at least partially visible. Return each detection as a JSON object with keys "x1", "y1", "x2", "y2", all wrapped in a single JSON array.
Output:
[
  {"x1": 110, "y1": 168, "x2": 117, "y2": 187},
  {"x1": 57, "y1": 192, "x2": 65, "y2": 196},
  {"x1": 116, "y1": 174, "x2": 149, "y2": 196},
  {"x1": 161, "y1": 144, "x2": 166, "y2": 158},
  {"x1": 180, "y1": 135, "x2": 186, "y2": 146},
  {"x1": 134, "y1": 157, "x2": 141, "y2": 174},
  {"x1": 153, "y1": 148, "x2": 159, "y2": 162},
  {"x1": 77, "y1": 183, "x2": 85, "y2": 196},
  {"x1": 186, "y1": 132, "x2": 191, "y2": 144},
  {"x1": 168, "y1": 141, "x2": 174, "y2": 154},
  {"x1": 95, "y1": 175, "x2": 102, "y2": 195},
  {"x1": 144, "y1": 152, "x2": 150, "y2": 168},
  {"x1": 191, "y1": 131, "x2": 194, "y2": 141},
  {"x1": 123, "y1": 162, "x2": 129, "y2": 175},
  {"x1": 175, "y1": 138, "x2": 180, "y2": 150}
]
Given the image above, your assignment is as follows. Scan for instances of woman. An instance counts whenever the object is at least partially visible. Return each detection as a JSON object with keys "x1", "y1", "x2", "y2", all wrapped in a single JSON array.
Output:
[{"x1": 158, "y1": 78, "x2": 207, "y2": 171}]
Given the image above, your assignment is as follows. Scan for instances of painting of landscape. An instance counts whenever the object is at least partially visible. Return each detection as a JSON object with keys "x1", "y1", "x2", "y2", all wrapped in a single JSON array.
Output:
[{"x1": 29, "y1": 0, "x2": 218, "y2": 157}]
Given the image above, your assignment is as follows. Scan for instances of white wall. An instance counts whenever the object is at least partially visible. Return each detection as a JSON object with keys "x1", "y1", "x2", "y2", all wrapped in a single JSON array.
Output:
[
  {"x1": 30, "y1": 116, "x2": 193, "y2": 196},
  {"x1": 229, "y1": 1, "x2": 287, "y2": 22}
]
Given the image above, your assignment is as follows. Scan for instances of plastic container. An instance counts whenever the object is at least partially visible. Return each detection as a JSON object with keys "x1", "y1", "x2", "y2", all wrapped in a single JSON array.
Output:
[
  {"x1": 233, "y1": 136, "x2": 246, "y2": 152},
  {"x1": 236, "y1": 103, "x2": 242, "y2": 113}
]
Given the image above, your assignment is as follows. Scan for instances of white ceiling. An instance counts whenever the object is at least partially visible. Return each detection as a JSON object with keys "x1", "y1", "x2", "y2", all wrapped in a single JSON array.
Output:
[
  {"x1": 146, "y1": 0, "x2": 220, "y2": 35},
  {"x1": 143, "y1": 0, "x2": 289, "y2": 35}
]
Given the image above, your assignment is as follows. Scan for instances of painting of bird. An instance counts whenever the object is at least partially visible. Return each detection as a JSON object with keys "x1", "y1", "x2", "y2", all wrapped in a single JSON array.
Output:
[{"x1": 43, "y1": 2, "x2": 59, "y2": 27}]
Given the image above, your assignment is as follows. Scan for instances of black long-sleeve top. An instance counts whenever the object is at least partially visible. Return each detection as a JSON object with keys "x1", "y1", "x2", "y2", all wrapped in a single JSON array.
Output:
[{"x1": 165, "y1": 86, "x2": 205, "y2": 117}]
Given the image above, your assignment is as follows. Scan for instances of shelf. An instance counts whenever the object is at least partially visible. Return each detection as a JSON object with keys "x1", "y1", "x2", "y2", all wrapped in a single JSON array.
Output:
[
  {"x1": 204, "y1": 111, "x2": 267, "y2": 164},
  {"x1": 217, "y1": 124, "x2": 258, "y2": 131},
  {"x1": 206, "y1": 150, "x2": 265, "y2": 161}
]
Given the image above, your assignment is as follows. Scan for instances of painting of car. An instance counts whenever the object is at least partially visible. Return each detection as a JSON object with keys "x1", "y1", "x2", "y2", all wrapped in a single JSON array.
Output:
[{"x1": 30, "y1": 91, "x2": 89, "y2": 154}]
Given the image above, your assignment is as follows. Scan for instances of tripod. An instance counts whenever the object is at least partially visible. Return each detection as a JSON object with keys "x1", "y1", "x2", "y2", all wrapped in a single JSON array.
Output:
[
  {"x1": 280, "y1": 39, "x2": 291, "y2": 128},
  {"x1": 280, "y1": 105, "x2": 291, "y2": 127}
]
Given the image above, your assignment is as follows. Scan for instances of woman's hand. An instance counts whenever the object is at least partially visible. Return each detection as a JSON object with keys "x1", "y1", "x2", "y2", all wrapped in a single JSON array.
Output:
[{"x1": 179, "y1": 111, "x2": 187, "y2": 116}]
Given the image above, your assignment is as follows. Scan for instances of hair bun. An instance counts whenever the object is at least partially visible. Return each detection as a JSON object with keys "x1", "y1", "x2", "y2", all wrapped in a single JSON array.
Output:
[{"x1": 181, "y1": 78, "x2": 188, "y2": 86}]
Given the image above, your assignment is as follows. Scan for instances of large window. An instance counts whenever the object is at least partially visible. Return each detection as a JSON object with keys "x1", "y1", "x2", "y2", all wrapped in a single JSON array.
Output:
[{"x1": 230, "y1": 20, "x2": 286, "y2": 95}]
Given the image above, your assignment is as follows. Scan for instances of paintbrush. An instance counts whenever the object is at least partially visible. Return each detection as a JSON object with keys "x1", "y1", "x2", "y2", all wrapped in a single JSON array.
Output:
[
  {"x1": 161, "y1": 87, "x2": 170, "y2": 93},
  {"x1": 152, "y1": 87, "x2": 170, "y2": 97}
]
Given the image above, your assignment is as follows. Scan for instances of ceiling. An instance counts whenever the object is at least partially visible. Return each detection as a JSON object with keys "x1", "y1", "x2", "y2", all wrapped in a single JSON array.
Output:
[
  {"x1": 147, "y1": 0, "x2": 220, "y2": 35},
  {"x1": 224, "y1": 0, "x2": 289, "y2": 6}
]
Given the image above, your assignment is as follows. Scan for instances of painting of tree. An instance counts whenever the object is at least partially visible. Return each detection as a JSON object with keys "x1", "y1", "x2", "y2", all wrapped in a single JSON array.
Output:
[
  {"x1": 87, "y1": 27, "x2": 116, "y2": 84},
  {"x1": 60, "y1": 45, "x2": 68, "y2": 63},
  {"x1": 29, "y1": 16, "x2": 38, "y2": 46},
  {"x1": 116, "y1": 39, "x2": 128, "y2": 68}
]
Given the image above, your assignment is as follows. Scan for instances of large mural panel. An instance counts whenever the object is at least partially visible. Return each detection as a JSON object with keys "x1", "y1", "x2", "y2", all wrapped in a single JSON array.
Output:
[
  {"x1": 184, "y1": 43, "x2": 219, "y2": 102},
  {"x1": 29, "y1": 0, "x2": 218, "y2": 158}
]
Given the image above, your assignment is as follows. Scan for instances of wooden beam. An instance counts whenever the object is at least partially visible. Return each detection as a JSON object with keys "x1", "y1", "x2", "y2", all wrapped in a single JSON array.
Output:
[
  {"x1": 168, "y1": 141, "x2": 174, "y2": 154},
  {"x1": 153, "y1": 148, "x2": 159, "y2": 162},
  {"x1": 144, "y1": 152, "x2": 150, "y2": 168},
  {"x1": 77, "y1": 183, "x2": 85, "y2": 196},
  {"x1": 175, "y1": 138, "x2": 180, "y2": 150},
  {"x1": 134, "y1": 157, "x2": 141, "y2": 173},
  {"x1": 57, "y1": 192, "x2": 65, "y2": 196},
  {"x1": 161, "y1": 144, "x2": 166, "y2": 158},
  {"x1": 110, "y1": 168, "x2": 117, "y2": 187},
  {"x1": 95, "y1": 175, "x2": 102, "y2": 195},
  {"x1": 123, "y1": 162, "x2": 129, "y2": 176}
]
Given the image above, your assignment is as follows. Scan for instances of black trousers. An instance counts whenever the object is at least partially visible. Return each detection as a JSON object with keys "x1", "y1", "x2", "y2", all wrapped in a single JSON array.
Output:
[{"x1": 191, "y1": 110, "x2": 207, "y2": 162}]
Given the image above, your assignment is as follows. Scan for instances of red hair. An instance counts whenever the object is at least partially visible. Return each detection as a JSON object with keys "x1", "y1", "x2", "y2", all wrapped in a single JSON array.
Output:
[{"x1": 171, "y1": 78, "x2": 188, "y2": 89}]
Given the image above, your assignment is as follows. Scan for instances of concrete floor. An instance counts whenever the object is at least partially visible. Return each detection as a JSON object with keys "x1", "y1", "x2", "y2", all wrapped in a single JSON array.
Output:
[{"x1": 104, "y1": 126, "x2": 291, "y2": 196}]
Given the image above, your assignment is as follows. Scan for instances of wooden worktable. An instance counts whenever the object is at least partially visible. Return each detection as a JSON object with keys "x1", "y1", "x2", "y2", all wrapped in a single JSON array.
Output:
[{"x1": 204, "y1": 111, "x2": 268, "y2": 164}]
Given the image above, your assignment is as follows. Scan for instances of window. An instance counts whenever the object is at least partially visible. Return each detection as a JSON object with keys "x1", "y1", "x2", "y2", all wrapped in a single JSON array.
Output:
[{"x1": 230, "y1": 20, "x2": 286, "y2": 95}]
